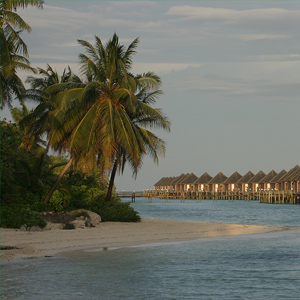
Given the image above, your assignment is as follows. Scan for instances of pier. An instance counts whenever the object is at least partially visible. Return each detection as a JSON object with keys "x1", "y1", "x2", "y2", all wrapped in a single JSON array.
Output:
[
  {"x1": 119, "y1": 190, "x2": 300, "y2": 204},
  {"x1": 117, "y1": 191, "x2": 144, "y2": 202}
]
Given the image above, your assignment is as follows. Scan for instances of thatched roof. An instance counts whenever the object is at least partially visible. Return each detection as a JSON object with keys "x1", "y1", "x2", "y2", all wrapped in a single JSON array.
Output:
[
  {"x1": 154, "y1": 177, "x2": 167, "y2": 186},
  {"x1": 258, "y1": 170, "x2": 277, "y2": 183},
  {"x1": 248, "y1": 171, "x2": 266, "y2": 183},
  {"x1": 290, "y1": 168, "x2": 300, "y2": 181},
  {"x1": 173, "y1": 173, "x2": 188, "y2": 184},
  {"x1": 194, "y1": 172, "x2": 213, "y2": 184},
  {"x1": 259, "y1": 170, "x2": 277, "y2": 183},
  {"x1": 280, "y1": 165, "x2": 300, "y2": 181},
  {"x1": 270, "y1": 170, "x2": 287, "y2": 183},
  {"x1": 208, "y1": 172, "x2": 228, "y2": 184},
  {"x1": 237, "y1": 171, "x2": 255, "y2": 183},
  {"x1": 180, "y1": 173, "x2": 198, "y2": 184},
  {"x1": 224, "y1": 171, "x2": 242, "y2": 184}
]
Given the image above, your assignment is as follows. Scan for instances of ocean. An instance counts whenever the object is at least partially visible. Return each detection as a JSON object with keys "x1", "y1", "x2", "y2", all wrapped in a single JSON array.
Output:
[{"x1": 1, "y1": 199, "x2": 300, "y2": 300}]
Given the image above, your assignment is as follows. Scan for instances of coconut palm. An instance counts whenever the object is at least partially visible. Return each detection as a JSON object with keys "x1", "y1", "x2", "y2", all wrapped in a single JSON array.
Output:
[
  {"x1": 0, "y1": 0, "x2": 43, "y2": 108},
  {"x1": 10, "y1": 102, "x2": 45, "y2": 151},
  {"x1": 23, "y1": 64, "x2": 75, "y2": 156},
  {"x1": 43, "y1": 34, "x2": 170, "y2": 203}
]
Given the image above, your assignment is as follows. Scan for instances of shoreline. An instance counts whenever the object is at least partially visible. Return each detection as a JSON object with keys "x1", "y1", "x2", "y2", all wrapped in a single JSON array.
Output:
[{"x1": 0, "y1": 218, "x2": 288, "y2": 262}]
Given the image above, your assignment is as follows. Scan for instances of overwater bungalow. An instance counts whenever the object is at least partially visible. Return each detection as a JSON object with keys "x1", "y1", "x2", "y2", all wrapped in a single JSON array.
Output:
[
  {"x1": 280, "y1": 165, "x2": 300, "y2": 191},
  {"x1": 208, "y1": 172, "x2": 228, "y2": 192},
  {"x1": 258, "y1": 170, "x2": 277, "y2": 190},
  {"x1": 269, "y1": 169, "x2": 286, "y2": 190},
  {"x1": 248, "y1": 171, "x2": 266, "y2": 191},
  {"x1": 193, "y1": 172, "x2": 213, "y2": 191},
  {"x1": 166, "y1": 176, "x2": 180, "y2": 191},
  {"x1": 153, "y1": 164, "x2": 300, "y2": 194},
  {"x1": 154, "y1": 177, "x2": 166, "y2": 190},
  {"x1": 223, "y1": 171, "x2": 242, "y2": 191},
  {"x1": 179, "y1": 173, "x2": 198, "y2": 191},
  {"x1": 173, "y1": 173, "x2": 189, "y2": 191},
  {"x1": 236, "y1": 171, "x2": 255, "y2": 191},
  {"x1": 290, "y1": 168, "x2": 300, "y2": 193}
]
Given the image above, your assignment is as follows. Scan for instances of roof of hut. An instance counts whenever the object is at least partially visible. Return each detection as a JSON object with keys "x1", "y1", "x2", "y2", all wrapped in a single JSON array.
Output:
[
  {"x1": 270, "y1": 169, "x2": 287, "y2": 183},
  {"x1": 280, "y1": 165, "x2": 300, "y2": 181},
  {"x1": 258, "y1": 170, "x2": 278, "y2": 183},
  {"x1": 237, "y1": 171, "x2": 255, "y2": 183},
  {"x1": 290, "y1": 168, "x2": 300, "y2": 181},
  {"x1": 172, "y1": 173, "x2": 188, "y2": 184},
  {"x1": 224, "y1": 171, "x2": 242, "y2": 184},
  {"x1": 154, "y1": 177, "x2": 166, "y2": 186},
  {"x1": 208, "y1": 172, "x2": 228, "y2": 184},
  {"x1": 194, "y1": 172, "x2": 213, "y2": 184},
  {"x1": 180, "y1": 173, "x2": 198, "y2": 184},
  {"x1": 248, "y1": 170, "x2": 266, "y2": 183},
  {"x1": 166, "y1": 176, "x2": 179, "y2": 185}
]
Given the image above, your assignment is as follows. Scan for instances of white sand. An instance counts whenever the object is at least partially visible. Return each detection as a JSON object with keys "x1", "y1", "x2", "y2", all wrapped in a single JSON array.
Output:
[{"x1": 0, "y1": 218, "x2": 286, "y2": 261}]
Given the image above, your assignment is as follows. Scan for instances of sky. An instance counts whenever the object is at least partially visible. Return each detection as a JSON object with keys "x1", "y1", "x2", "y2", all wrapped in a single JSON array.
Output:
[{"x1": 2, "y1": 1, "x2": 300, "y2": 191}]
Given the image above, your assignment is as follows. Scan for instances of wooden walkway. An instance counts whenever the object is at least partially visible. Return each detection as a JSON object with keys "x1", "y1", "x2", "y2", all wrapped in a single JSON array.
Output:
[
  {"x1": 117, "y1": 191, "x2": 144, "y2": 202},
  {"x1": 139, "y1": 190, "x2": 300, "y2": 204}
]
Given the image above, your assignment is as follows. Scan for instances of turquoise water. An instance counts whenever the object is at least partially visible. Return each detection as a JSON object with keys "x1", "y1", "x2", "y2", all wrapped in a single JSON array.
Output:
[{"x1": 1, "y1": 199, "x2": 300, "y2": 300}]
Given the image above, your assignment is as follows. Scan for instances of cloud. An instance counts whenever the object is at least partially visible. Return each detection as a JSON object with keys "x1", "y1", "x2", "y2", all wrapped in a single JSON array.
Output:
[
  {"x1": 133, "y1": 63, "x2": 202, "y2": 75},
  {"x1": 246, "y1": 54, "x2": 300, "y2": 61},
  {"x1": 176, "y1": 77, "x2": 259, "y2": 96},
  {"x1": 166, "y1": 6, "x2": 300, "y2": 25},
  {"x1": 233, "y1": 34, "x2": 290, "y2": 41}
]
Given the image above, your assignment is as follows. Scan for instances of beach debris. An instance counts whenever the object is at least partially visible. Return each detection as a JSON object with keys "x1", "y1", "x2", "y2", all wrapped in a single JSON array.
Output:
[{"x1": 0, "y1": 246, "x2": 19, "y2": 250}]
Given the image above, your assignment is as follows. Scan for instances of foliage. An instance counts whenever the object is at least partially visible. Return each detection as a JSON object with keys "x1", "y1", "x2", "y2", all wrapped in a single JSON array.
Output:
[
  {"x1": 0, "y1": 120, "x2": 39, "y2": 202},
  {"x1": 63, "y1": 223, "x2": 75, "y2": 230},
  {"x1": 1, "y1": 206, "x2": 46, "y2": 230},
  {"x1": 0, "y1": 32, "x2": 166, "y2": 224},
  {"x1": 97, "y1": 201, "x2": 141, "y2": 222},
  {"x1": 44, "y1": 33, "x2": 170, "y2": 202},
  {"x1": 0, "y1": 0, "x2": 44, "y2": 108}
]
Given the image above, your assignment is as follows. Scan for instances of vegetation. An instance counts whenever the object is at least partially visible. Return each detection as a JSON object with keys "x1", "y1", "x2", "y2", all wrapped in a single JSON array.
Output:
[
  {"x1": 0, "y1": 2, "x2": 169, "y2": 228},
  {"x1": 0, "y1": 0, "x2": 44, "y2": 108}
]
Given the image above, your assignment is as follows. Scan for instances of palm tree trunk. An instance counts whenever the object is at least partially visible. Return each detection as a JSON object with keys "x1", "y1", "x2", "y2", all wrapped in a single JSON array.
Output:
[
  {"x1": 44, "y1": 157, "x2": 74, "y2": 203},
  {"x1": 43, "y1": 140, "x2": 51, "y2": 161},
  {"x1": 105, "y1": 159, "x2": 118, "y2": 202}
]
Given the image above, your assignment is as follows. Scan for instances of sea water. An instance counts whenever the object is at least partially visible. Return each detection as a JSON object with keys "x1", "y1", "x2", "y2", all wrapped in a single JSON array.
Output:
[{"x1": 1, "y1": 199, "x2": 300, "y2": 300}]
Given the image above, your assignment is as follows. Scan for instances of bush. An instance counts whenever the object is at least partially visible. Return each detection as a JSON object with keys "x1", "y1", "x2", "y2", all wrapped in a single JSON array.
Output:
[
  {"x1": 21, "y1": 209, "x2": 47, "y2": 230},
  {"x1": 29, "y1": 202, "x2": 53, "y2": 212},
  {"x1": 91, "y1": 196, "x2": 141, "y2": 222},
  {"x1": 63, "y1": 223, "x2": 75, "y2": 230},
  {"x1": 1, "y1": 206, "x2": 47, "y2": 230}
]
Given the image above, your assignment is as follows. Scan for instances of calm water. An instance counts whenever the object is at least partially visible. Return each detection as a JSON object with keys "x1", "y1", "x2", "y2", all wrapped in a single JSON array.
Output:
[{"x1": 1, "y1": 199, "x2": 300, "y2": 300}]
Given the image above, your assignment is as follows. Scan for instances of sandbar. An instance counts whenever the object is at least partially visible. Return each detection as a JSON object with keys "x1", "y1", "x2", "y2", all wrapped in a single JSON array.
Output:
[{"x1": 1, "y1": 218, "x2": 286, "y2": 262}]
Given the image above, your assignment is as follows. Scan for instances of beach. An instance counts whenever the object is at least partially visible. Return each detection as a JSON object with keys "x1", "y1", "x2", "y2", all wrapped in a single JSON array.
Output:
[{"x1": 0, "y1": 218, "x2": 285, "y2": 262}]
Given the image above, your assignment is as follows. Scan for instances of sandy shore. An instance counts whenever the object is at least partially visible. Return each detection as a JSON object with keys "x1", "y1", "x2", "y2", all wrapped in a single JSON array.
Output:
[{"x1": 1, "y1": 218, "x2": 286, "y2": 262}]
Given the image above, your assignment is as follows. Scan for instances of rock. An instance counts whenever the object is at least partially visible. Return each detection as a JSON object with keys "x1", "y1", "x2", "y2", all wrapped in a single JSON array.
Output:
[
  {"x1": 44, "y1": 222, "x2": 64, "y2": 230},
  {"x1": 70, "y1": 219, "x2": 86, "y2": 229},
  {"x1": 71, "y1": 209, "x2": 101, "y2": 227}
]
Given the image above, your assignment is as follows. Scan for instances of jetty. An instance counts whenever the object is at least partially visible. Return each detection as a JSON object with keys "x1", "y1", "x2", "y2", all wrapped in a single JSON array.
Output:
[
  {"x1": 142, "y1": 190, "x2": 300, "y2": 204},
  {"x1": 117, "y1": 191, "x2": 144, "y2": 202}
]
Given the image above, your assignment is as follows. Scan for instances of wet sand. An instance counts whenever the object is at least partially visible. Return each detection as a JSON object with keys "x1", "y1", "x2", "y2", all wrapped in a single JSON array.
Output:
[{"x1": 0, "y1": 218, "x2": 286, "y2": 262}]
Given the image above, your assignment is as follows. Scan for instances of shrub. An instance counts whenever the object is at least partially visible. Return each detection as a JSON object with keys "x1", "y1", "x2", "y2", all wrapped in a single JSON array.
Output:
[
  {"x1": 0, "y1": 206, "x2": 47, "y2": 230},
  {"x1": 29, "y1": 202, "x2": 53, "y2": 212},
  {"x1": 21, "y1": 209, "x2": 47, "y2": 230},
  {"x1": 91, "y1": 196, "x2": 141, "y2": 222},
  {"x1": 63, "y1": 222, "x2": 75, "y2": 230},
  {"x1": 50, "y1": 190, "x2": 65, "y2": 212}
]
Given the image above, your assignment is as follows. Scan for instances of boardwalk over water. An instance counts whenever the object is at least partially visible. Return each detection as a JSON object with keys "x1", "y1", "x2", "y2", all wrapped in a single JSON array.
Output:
[{"x1": 118, "y1": 190, "x2": 300, "y2": 204}]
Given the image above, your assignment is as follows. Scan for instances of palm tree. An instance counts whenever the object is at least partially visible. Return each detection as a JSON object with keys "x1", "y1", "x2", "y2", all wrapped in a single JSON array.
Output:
[
  {"x1": 0, "y1": 0, "x2": 43, "y2": 108},
  {"x1": 43, "y1": 34, "x2": 170, "y2": 203},
  {"x1": 23, "y1": 64, "x2": 75, "y2": 157},
  {"x1": 10, "y1": 102, "x2": 45, "y2": 151}
]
